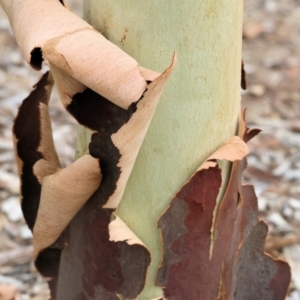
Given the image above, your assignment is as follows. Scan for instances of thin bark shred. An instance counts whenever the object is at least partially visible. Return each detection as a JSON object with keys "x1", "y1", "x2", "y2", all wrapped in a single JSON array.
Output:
[
  {"x1": 241, "y1": 60, "x2": 247, "y2": 90},
  {"x1": 3, "y1": 0, "x2": 175, "y2": 298},
  {"x1": 156, "y1": 111, "x2": 290, "y2": 300}
]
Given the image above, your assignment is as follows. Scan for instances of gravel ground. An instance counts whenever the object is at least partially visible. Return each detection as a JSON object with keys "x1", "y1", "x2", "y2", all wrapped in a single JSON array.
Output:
[{"x1": 0, "y1": 0, "x2": 299, "y2": 299}]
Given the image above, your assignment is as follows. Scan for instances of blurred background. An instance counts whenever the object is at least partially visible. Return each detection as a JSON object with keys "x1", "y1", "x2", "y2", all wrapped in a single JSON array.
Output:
[{"x1": 0, "y1": 0, "x2": 299, "y2": 299}]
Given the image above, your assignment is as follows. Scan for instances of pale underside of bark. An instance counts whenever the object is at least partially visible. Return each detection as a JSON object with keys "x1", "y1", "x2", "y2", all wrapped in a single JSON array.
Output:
[{"x1": 2, "y1": 0, "x2": 175, "y2": 262}]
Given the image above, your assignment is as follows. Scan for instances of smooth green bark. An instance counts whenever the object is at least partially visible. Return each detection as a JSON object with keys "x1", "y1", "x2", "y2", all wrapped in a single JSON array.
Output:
[{"x1": 83, "y1": 1, "x2": 243, "y2": 299}]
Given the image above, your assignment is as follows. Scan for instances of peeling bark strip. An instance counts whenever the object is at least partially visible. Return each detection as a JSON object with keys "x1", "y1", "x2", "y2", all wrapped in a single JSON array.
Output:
[
  {"x1": 157, "y1": 114, "x2": 290, "y2": 300},
  {"x1": 5, "y1": 0, "x2": 176, "y2": 295},
  {"x1": 12, "y1": 72, "x2": 101, "y2": 281},
  {"x1": 11, "y1": 69, "x2": 168, "y2": 298},
  {"x1": 0, "y1": 0, "x2": 154, "y2": 108},
  {"x1": 12, "y1": 72, "x2": 62, "y2": 287},
  {"x1": 56, "y1": 200, "x2": 151, "y2": 300},
  {"x1": 66, "y1": 88, "x2": 137, "y2": 206},
  {"x1": 54, "y1": 60, "x2": 175, "y2": 298},
  {"x1": 13, "y1": 72, "x2": 54, "y2": 231},
  {"x1": 64, "y1": 55, "x2": 175, "y2": 209},
  {"x1": 12, "y1": 72, "x2": 102, "y2": 261},
  {"x1": 157, "y1": 166, "x2": 222, "y2": 290},
  {"x1": 230, "y1": 197, "x2": 290, "y2": 300}
]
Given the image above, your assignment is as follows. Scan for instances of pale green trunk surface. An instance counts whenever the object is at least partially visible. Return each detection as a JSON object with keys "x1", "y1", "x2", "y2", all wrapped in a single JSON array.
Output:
[{"x1": 83, "y1": 1, "x2": 243, "y2": 298}]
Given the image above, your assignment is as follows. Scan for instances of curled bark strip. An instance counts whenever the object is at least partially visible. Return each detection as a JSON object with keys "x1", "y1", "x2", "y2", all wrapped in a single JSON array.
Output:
[
  {"x1": 13, "y1": 72, "x2": 55, "y2": 230},
  {"x1": 0, "y1": 0, "x2": 157, "y2": 108},
  {"x1": 63, "y1": 55, "x2": 176, "y2": 209},
  {"x1": 8, "y1": 11, "x2": 174, "y2": 298},
  {"x1": 13, "y1": 72, "x2": 103, "y2": 272},
  {"x1": 33, "y1": 154, "x2": 101, "y2": 257},
  {"x1": 156, "y1": 113, "x2": 290, "y2": 300},
  {"x1": 105, "y1": 57, "x2": 176, "y2": 208},
  {"x1": 13, "y1": 72, "x2": 62, "y2": 290},
  {"x1": 5, "y1": 0, "x2": 175, "y2": 295}
]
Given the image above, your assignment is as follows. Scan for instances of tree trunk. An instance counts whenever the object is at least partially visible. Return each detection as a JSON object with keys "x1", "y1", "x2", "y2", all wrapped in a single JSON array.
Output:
[
  {"x1": 54, "y1": 1, "x2": 290, "y2": 300},
  {"x1": 59, "y1": 0, "x2": 239, "y2": 298},
  {"x1": 80, "y1": 0, "x2": 240, "y2": 298},
  {"x1": 1, "y1": 0, "x2": 290, "y2": 298}
]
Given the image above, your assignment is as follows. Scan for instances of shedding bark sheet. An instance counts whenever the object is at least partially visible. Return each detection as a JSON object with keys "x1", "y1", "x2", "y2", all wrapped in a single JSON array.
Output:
[
  {"x1": 12, "y1": 72, "x2": 102, "y2": 264},
  {"x1": 6, "y1": 0, "x2": 175, "y2": 294},
  {"x1": 156, "y1": 113, "x2": 290, "y2": 300},
  {"x1": 13, "y1": 72, "x2": 55, "y2": 231},
  {"x1": 56, "y1": 204, "x2": 151, "y2": 300},
  {"x1": 64, "y1": 55, "x2": 176, "y2": 210},
  {"x1": 54, "y1": 58, "x2": 175, "y2": 297},
  {"x1": 0, "y1": 0, "x2": 158, "y2": 108},
  {"x1": 33, "y1": 154, "x2": 101, "y2": 257}
]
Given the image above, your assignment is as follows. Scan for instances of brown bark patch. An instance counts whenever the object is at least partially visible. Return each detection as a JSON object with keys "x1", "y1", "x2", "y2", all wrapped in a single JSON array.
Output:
[
  {"x1": 156, "y1": 116, "x2": 290, "y2": 300},
  {"x1": 57, "y1": 199, "x2": 150, "y2": 300},
  {"x1": 67, "y1": 88, "x2": 138, "y2": 206},
  {"x1": 157, "y1": 166, "x2": 222, "y2": 298},
  {"x1": 231, "y1": 221, "x2": 290, "y2": 300}
]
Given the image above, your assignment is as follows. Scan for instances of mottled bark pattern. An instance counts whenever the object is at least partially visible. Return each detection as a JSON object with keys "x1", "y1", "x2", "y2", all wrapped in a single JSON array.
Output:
[
  {"x1": 156, "y1": 166, "x2": 222, "y2": 295},
  {"x1": 67, "y1": 88, "x2": 138, "y2": 206},
  {"x1": 56, "y1": 194, "x2": 150, "y2": 300},
  {"x1": 157, "y1": 123, "x2": 290, "y2": 300}
]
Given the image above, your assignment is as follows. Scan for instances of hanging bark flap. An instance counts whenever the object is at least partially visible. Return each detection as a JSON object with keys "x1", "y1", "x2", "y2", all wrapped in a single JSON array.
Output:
[
  {"x1": 231, "y1": 221, "x2": 291, "y2": 300},
  {"x1": 238, "y1": 108, "x2": 262, "y2": 143},
  {"x1": 213, "y1": 113, "x2": 290, "y2": 299},
  {"x1": 12, "y1": 72, "x2": 63, "y2": 294},
  {"x1": 202, "y1": 136, "x2": 248, "y2": 166},
  {"x1": 156, "y1": 135, "x2": 248, "y2": 299},
  {"x1": 104, "y1": 54, "x2": 176, "y2": 209},
  {"x1": 156, "y1": 112, "x2": 290, "y2": 300},
  {"x1": 12, "y1": 73, "x2": 104, "y2": 295},
  {"x1": 33, "y1": 154, "x2": 101, "y2": 258},
  {"x1": 53, "y1": 192, "x2": 151, "y2": 300},
  {"x1": 220, "y1": 185, "x2": 290, "y2": 300},
  {"x1": 63, "y1": 55, "x2": 175, "y2": 209},
  {"x1": 217, "y1": 184, "x2": 259, "y2": 300},
  {"x1": 12, "y1": 71, "x2": 57, "y2": 231},
  {"x1": 0, "y1": 0, "x2": 157, "y2": 108}
]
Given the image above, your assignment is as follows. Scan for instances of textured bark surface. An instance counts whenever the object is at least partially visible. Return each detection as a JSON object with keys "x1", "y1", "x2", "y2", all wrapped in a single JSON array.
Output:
[
  {"x1": 156, "y1": 117, "x2": 290, "y2": 300},
  {"x1": 56, "y1": 201, "x2": 151, "y2": 300}
]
